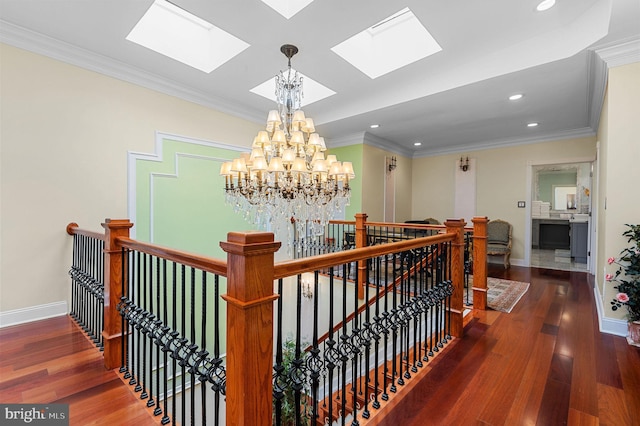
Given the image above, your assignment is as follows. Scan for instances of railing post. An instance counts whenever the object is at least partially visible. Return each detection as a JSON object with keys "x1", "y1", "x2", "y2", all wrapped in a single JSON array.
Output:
[
  {"x1": 101, "y1": 218, "x2": 133, "y2": 370},
  {"x1": 355, "y1": 213, "x2": 368, "y2": 299},
  {"x1": 445, "y1": 218, "x2": 466, "y2": 338},
  {"x1": 220, "y1": 232, "x2": 281, "y2": 426},
  {"x1": 472, "y1": 217, "x2": 489, "y2": 310}
]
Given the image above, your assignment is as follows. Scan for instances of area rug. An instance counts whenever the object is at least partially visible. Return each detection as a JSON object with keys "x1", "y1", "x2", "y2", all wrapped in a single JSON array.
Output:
[{"x1": 465, "y1": 276, "x2": 530, "y2": 313}]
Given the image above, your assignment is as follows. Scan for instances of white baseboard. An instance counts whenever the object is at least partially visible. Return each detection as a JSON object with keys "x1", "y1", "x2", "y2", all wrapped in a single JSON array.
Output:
[
  {"x1": 487, "y1": 258, "x2": 525, "y2": 267},
  {"x1": 594, "y1": 286, "x2": 628, "y2": 337},
  {"x1": 0, "y1": 301, "x2": 68, "y2": 328}
]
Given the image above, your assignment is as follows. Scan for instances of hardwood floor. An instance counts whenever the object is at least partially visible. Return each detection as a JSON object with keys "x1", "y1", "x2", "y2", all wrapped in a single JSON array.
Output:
[
  {"x1": 0, "y1": 315, "x2": 158, "y2": 425},
  {"x1": 1, "y1": 266, "x2": 639, "y2": 425},
  {"x1": 372, "y1": 265, "x2": 640, "y2": 426}
]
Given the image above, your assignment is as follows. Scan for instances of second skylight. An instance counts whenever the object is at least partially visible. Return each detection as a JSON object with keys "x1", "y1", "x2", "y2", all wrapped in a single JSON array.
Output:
[
  {"x1": 331, "y1": 8, "x2": 442, "y2": 79},
  {"x1": 126, "y1": 0, "x2": 249, "y2": 73}
]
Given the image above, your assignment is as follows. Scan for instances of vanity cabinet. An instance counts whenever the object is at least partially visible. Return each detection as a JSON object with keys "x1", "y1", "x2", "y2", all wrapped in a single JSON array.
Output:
[
  {"x1": 532, "y1": 219, "x2": 570, "y2": 250},
  {"x1": 570, "y1": 222, "x2": 588, "y2": 263}
]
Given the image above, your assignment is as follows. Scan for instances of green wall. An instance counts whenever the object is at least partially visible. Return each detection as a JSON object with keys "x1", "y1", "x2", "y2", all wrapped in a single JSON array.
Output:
[
  {"x1": 328, "y1": 144, "x2": 363, "y2": 221},
  {"x1": 133, "y1": 136, "x2": 253, "y2": 259}
]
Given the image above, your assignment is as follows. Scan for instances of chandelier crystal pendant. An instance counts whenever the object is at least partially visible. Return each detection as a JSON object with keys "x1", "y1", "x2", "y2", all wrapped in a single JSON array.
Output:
[{"x1": 220, "y1": 44, "x2": 354, "y2": 236}]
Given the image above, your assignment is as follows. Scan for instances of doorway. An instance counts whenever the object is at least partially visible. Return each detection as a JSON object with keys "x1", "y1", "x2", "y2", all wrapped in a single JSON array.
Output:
[{"x1": 526, "y1": 160, "x2": 594, "y2": 272}]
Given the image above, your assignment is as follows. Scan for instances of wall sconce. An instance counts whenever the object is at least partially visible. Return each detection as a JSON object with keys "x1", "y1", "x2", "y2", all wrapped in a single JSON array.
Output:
[
  {"x1": 302, "y1": 280, "x2": 313, "y2": 299},
  {"x1": 459, "y1": 156, "x2": 470, "y2": 172},
  {"x1": 388, "y1": 156, "x2": 397, "y2": 172}
]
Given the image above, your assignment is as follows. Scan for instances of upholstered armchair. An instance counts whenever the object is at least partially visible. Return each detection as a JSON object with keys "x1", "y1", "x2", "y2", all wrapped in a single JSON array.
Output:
[
  {"x1": 487, "y1": 219, "x2": 512, "y2": 269},
  {"x1": 423, "y1": 217, "x2": 441, "y2": 225}
]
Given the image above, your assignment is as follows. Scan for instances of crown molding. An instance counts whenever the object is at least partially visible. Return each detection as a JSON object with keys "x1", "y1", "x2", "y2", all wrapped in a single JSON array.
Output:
[
  {"x1": 325, "y1": 132, "x2": 366, "y2": 148},
  {"x1": 594, "y1": 37, "x2": 640, "y2": 68},
  {"x1": 0, "y1": 20, "x2": 264, "y2": 124},
  {"x1": 586, "y1": 50, "x2": 608, "y2": 132},
  {"x1": 363, "y1": 132, "x2": 414, "y2": 158},
  {"x1": 412, "y1": 127, "x2": 596, "y2": 158}
]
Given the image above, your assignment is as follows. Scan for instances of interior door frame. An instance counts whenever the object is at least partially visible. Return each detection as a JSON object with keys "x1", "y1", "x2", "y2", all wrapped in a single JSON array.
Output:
[{"x1": 525, "y1": 156, "x2": 596, "y2": 272}]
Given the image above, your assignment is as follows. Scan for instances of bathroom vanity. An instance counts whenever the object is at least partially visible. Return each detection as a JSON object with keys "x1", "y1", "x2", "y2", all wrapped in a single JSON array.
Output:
[{"x1": 532, "y1": 214, "x2": 589, "y2": 263}]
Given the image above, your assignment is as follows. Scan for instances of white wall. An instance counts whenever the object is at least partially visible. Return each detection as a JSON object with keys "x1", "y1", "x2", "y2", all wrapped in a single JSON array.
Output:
[{"x1": 0, "y1": 44, "x2": 262, "y2": 320}]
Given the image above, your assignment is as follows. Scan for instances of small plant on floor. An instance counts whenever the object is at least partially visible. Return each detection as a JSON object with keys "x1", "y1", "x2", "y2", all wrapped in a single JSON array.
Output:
[
  {"x1": 607, "y1": 224, "x2": 640, "y2": 322},
  {"x1": 274, "y1": 338, "x2": 311, "y2": 426}
]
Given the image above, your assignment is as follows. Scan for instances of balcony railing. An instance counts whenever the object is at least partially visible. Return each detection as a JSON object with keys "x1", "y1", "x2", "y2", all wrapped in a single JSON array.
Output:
[{"x1": 66, "y1": 215, "x2": 488, "y2": 425}]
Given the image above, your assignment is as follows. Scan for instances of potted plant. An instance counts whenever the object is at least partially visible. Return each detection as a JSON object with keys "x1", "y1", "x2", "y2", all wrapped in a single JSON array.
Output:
[
  {"x1": 274, "y1": 338, "x2": 311, "y2": 426},
  {"x1": 607, "y1": 224, "x2": 640, "y2": 346}
]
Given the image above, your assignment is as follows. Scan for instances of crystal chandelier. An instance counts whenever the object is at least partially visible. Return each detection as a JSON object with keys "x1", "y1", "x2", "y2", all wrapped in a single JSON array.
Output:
[{"x1": 220, "y1": 44, "x2": 354, "y2": 236}]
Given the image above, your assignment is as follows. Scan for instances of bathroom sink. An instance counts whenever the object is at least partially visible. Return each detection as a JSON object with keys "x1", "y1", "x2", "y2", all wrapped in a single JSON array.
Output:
[{"x1": 569, "y1": 213, "x2": 589, "y2": 222}]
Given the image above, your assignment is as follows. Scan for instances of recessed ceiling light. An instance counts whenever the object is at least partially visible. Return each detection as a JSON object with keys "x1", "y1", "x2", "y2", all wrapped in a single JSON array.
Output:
[
  {"x1": 536, "y1": 0, "x2": 556, "y2": 12},
  {"x1": 509, "y1": 94, "x2": 524, "y2": 101},
  {"x1": 370, "y1": 124, "x2": 380, "y2": 129},
  {"x1": 331, "y1": 8, "x2": 442, "y2": 79},
  {"x1": 527, "y1": 122, "x2": 539, "y2": 127},
  {"x1": 126, "y1": 0, "x2": 249, "y2": 73},
  {"x1": 414, "y1": 142, "x2": 422, "y2": 146}
]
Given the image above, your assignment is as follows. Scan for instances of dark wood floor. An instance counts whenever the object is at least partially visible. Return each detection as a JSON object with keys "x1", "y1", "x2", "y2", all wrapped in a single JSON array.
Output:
[
  {"x1": 1, "y1": 266, "x2": 639, "y2": 425},
  {"x1": 372, "y1": 265, "x2": 640, "y2": 426},
  {"x1": 0, "y1": 315, "x2": 158, "y2": 425}
]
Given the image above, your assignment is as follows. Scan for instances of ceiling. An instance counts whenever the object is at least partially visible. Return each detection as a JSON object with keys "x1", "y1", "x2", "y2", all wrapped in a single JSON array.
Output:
[{"x1": 1, "y1": 0, "x2": 639, "y2": 156}]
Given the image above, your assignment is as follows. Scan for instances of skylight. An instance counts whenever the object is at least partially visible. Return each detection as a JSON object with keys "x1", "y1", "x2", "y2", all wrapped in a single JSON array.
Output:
[
  {"x1": 250, "y1": 69, "x2": 336, "y2": 106},
  {"x1": 260, "y1": 0, "x2": 315, "y2": 19},
  {"x1": 126, "y1": 0, "x2": 249, "y2": 73},
  {"x1": 331, "y1": 8, "x2": 442, "y2": 79}
]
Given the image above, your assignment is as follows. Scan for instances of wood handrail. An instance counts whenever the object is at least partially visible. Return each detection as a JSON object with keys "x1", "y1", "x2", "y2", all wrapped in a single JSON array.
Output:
[
  {"x1": 116, "y1": 237, "x2": 228, "y2": 277},
  {"x1": 66, "y1": 222, "x2": 105, "y2": 241},
  {"x1": 328, "y1": 219, "x2": 356, "y2": 225},
  {"x1": 273, "y1": 233, "x2": 454, "y2": 279}
]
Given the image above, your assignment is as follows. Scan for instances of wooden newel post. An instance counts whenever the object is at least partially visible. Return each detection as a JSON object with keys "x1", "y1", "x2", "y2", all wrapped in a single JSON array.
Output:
[
  {"x1": 355, "y1": 213, "x2": 368, "y2": 299},
  {"x1": 101, "y1": 218, "x2": 133, "y2": 370},
  {"x1": 221, "y1": 232, "x2": 281, "y2": 426},
  {"x1": 444, "y1": 218, "x2": 466, "y2": 338},
  {"x1": 471, "y1": 217, "x2": 489, "y2": 310}
]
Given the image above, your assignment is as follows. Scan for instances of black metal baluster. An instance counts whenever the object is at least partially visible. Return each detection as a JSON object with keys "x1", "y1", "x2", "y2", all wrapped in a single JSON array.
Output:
[
  {"x1": 274, "y1": 278, "x2": 284, "y2": 426},
  {"x1": 340, "y1": 266, "x2": 348, "y2": 426},
  {"x1": 310, "y1": 271, "x2": 320, "y2": 425},
  {"x1": 147, "y1": 255, "x2": 155, "y2": 407},
  {"x1": 372, "y1": 255, "x2": 381, "y2": 410},
  {"x1": 123, "y1": 249, "x2": 133, "y2": 380},
  {"x1": 190, "y1": 267, "x2": 196, "y2": 426},
  {"x1": 326, "y1": 267, "x2": 336, "y2": 424},
  {"x1": 161, "y1": 259, "x2": 170, "y2": 424},
  {"x1": 294, "y1": 274, "x2": 302, "y2": 426},
  {"x1": 141, "y1": 253, "x2": 149, "y2": 400},
  {"x1": 350, "y1": 264, "x2": 359, "y2": 426},
  {"x1": 181, "y1": 264, "x2": 186, "y2": 426},
  {"x1": 200, "y1": 272, "x2": 207, "y2": 426},
  {"x1": 213, "y1": 274, "x2": 220, "y2": 426},
  {"x1": 381, "y1": 254, "x2": 390, "y2": 402},
  {"x1": 171, "y1": 262, "x2": 178, "y2": 426},
  {"x1": 362, "y1": 263, "x2": 371, "y2": 419},
  {"x1": 153, "y1": 256, "x2": 162, "y2": 416},
  {"x1": 390, "y1": 251, "x2": 399, "y2": 393},
  {"x1": 120, "y1": 247, "x2": 127, "y2": 373},
  {"x1": 131, "y1": 251, "x2": 140, "y2": 388}
]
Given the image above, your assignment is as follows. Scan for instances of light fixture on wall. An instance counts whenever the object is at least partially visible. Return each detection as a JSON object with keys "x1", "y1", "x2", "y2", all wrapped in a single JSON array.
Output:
[
  {"x1": 388, "y1": 156, "x2": 397, "y2": 172},
  {"x1": 459, "y1": 156, "x2": 470, "y2": 172},
  {"x1": 302, "y1": 279, "x2": 313, "y2": 299},
  {"x1": 219, "y1": 45, "x2": 354, "y2": 236}
]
